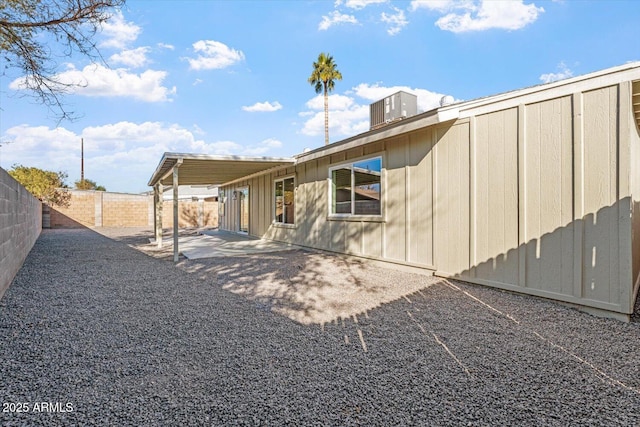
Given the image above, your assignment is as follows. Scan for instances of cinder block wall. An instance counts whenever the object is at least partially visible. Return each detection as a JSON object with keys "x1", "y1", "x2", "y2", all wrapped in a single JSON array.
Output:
[
  {"x1": 50, "y1": 190, "x2": 152, "y2": 228},
  {"x1": 102, "y1": 193, "x2": 152, "y2": 227},
  {"x1": 0, "y1": 168, "x2": 42, "y2": 299},
  {"x1": 50, "y1": 192, "x2": 95, "y2": 228},
  {"x1": 162, "y1": 200, "x2": 219, "y2": 228},
  {"x1": 49, "y1": 190, "x2": 218, "y2": 229}
]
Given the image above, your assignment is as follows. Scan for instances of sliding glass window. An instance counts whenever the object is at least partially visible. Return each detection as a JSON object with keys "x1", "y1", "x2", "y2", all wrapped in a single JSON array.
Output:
[{"x1": 330, "y1": 157, "x2": 382, "y2": 216}]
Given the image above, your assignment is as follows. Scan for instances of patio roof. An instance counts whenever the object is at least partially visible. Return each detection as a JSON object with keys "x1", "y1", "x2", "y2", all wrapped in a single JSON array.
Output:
[
  {"x1": 147, "y1": 152, "x2": 296, "y2": 188},
  {"x1": 147, "y1": 152, "x2": 295, "y2": 263}
]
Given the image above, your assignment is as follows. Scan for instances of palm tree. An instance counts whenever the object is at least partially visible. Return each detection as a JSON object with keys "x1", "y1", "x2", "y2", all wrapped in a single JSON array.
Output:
[{"x1": 308, "y1": 53, "x2": 342, "y2": 146}]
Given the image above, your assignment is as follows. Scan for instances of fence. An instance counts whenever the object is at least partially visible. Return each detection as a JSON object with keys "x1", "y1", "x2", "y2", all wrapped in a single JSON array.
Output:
[
  {"x1": 48, "y1": 190, "x2": 218, "y2": 229},
  {"x1": 0, "y1": 168, "x2": 42, "y2": 299}
]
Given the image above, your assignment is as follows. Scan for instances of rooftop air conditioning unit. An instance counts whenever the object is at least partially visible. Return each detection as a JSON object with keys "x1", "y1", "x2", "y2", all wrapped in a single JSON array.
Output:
[{"x1": 369, "y1": 91, "x2": 418, "y2": 130}]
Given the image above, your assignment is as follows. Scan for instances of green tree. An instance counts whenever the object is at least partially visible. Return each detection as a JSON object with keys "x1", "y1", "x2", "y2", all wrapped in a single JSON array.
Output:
[
  {"x1": 8, "y1": 164, "x2": 70, "y2": 206},
  {"x1": 75, "y1": 178, "x2": 105, "y2": 191},
  {"x1": 308, "y1": 52, "x2": 342, "y2": 146},
  {"x1": 0, "y1": 0, "x2": 126, "y2": 120}
]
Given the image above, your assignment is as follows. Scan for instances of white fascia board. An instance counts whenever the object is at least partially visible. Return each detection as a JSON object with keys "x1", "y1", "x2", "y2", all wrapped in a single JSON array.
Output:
[
  {"x1": 296, "y1": 111, "x2": 446, "y2": 164},
  {"x1": 157, "y1": 152, "x2": 295, "y2": 162},
  {"x1": 147, "y1": 152, "x2": 174, "y2": 187},
  {"x1": 457, "y1": 62, "x2": 640, "y2": 118}
]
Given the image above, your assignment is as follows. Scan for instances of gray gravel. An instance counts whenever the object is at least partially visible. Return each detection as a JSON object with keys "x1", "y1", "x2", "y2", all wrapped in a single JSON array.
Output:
[{"x1": 1, "y1": 228, "x2": 640, "y2": 426}]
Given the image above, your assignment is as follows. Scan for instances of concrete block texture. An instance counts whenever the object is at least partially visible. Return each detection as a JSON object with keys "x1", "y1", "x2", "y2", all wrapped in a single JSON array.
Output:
[
  {"x1": 0, "y1": 167, "x2": 42, "y2": 299},
  {"x1": 49, "y1": 190, "x2": 218, "y2": 229},
  {"x1": 162, "y1": 200, "x2": 219, "y2": 229}
]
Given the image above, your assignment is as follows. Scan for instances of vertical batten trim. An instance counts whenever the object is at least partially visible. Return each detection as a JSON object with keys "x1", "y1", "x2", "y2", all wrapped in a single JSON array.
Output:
[
  {"x1": 572, "y1": 92, "x2": 584, "y2": 298},
  {"x1": 518, "y1": 104, "x2": 527, "y2": 288},
  {"x1": 432, "y1": 129, "x2": 438, "y2": 269},
  {"x1": 469, "y1": 115, "x2": 477, "y2": 275},
  {"x1": 405, "y1": 139, "x2": 411, "y2": 263},
  {"x1": 617, "y1": 81, "x2": 633, "y2": 312}
]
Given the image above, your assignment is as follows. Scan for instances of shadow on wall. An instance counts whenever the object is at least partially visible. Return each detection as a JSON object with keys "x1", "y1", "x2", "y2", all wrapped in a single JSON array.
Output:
[
  {"x1": 180, "y1": 205, "x2": 215, "y2": 228},
  {"x1": 162, "y1": 201, "x2": 219, "y2": 229},
  {"x1": 48, "y1": 205, "x2": 94, "y2": 228},
  {"x1": 456, "y1": 198, "x2": 639, "y2": 316}
]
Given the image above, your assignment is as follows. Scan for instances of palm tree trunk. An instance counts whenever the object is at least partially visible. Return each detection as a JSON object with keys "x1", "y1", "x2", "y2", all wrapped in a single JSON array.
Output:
[{"x1": 323, "y1": 83, "x2": 329, "y2": 146}]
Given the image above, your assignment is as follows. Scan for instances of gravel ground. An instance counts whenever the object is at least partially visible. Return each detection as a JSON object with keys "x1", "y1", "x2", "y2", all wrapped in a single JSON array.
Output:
[{"x1": 1, "y1": 228, "x2": 640, "y2": 426}]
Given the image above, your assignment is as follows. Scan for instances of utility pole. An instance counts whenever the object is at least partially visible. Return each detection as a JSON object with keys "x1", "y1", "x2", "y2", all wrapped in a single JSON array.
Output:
[{"x1": 81, "y1": 138, "x2": 84, "y2": 182}]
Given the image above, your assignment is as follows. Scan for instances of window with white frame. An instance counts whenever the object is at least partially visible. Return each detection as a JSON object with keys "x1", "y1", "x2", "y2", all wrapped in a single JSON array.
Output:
[
  {"x1": 274, "y1": 177, "x2": 295, "y2": 224},
  {"x1": 330, "y1": 157, "x2": 382, "y2": 216}
]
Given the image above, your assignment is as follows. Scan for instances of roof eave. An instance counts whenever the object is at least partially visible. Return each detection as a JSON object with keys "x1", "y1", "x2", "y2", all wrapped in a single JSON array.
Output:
[{"x1": 147, "y1": 152, "x2": 296, "y2": 188}]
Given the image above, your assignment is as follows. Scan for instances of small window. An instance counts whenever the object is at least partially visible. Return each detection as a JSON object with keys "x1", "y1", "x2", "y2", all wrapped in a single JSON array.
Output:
[
  {"x1": 274, "y1": 177, "x2": 295, "y2": 224},
  {"x1": 330, "y1": 157, "x2": 382, "y2": 216}
]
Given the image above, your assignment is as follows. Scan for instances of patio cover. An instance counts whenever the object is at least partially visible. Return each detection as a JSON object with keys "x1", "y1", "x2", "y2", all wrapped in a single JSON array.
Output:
[
  {"x1": 147, "y1": 152, "x2": 295, "y2": 188},
  {"x1": 147, "y1": 152, "x2": 295, "y2": 261}
]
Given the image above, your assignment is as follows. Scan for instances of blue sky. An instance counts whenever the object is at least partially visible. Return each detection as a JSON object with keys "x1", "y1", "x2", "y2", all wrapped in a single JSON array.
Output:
[{"x1": 1, "y1": 0, "x2": 639, "y2": 193}]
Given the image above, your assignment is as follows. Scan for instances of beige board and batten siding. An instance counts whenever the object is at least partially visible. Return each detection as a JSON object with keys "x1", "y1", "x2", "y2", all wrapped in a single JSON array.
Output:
[
  {"x1": 449, "y1": 80, "x2": 638, "y2": 315},
  {"x1": 632, "y1": 80, "x2": 640, "y2": 299},
  {"x1": 222, "y1": 128, "x2": 442, "y2": 270},
  {"x1": 219, "y1": 65, "x2": 640, "y2": 317}
]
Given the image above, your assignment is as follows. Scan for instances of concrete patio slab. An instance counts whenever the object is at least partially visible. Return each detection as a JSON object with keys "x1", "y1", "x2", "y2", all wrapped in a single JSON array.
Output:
[{"x1": 149, "y1": 229, "x2": 292, "y2": 259}]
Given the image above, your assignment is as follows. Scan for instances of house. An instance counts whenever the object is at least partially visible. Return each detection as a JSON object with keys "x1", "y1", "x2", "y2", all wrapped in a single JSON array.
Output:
[{"x1": 148, "y1": 62, "x2": 640, "y2": 320}]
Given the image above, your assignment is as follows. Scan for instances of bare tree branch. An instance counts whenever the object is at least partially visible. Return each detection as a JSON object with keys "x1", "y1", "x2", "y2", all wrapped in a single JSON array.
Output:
[{"x1": 1, "y1": 0, "x2": 126, "y2": 121}]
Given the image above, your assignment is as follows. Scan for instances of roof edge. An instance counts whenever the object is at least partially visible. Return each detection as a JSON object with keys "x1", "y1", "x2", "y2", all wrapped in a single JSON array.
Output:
[
  {"x1": 454, "y1": 61, "x2": 640, "y2": 116},
  {"x1": 147, "y1": 152, "x2": 295, "y2": 187}
]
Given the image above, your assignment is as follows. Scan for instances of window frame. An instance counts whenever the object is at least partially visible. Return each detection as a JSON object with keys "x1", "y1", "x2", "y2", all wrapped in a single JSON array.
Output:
[
  {"x1": 328, "y1": 155, "x2": 384, "y2": 221},
  {"x1": 273, "y1": 175, "x2": 296, "y2": 227}
]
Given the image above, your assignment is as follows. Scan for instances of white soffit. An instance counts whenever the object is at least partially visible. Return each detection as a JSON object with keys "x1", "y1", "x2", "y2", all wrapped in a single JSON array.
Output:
[{"x1": 148, "y1": 153, "x2": 295, "y2": 187}]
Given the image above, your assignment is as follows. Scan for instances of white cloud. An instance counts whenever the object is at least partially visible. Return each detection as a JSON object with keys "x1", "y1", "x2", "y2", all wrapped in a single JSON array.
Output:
[
  {"x1": 0, "y1": 125, "x2": 78, "y2": 153},
  {"x1": 188, "y1": 139, "x2": 242, "y2": 155},
  {"x1": 190, "y1": 137, "x2": 283, "y2": 156},
  {"x1": 299, "y1": 83, "x2": 456, "y2": 140},
  {"x1": 305, "y1": 94, "x2": 355, "y2": 111},
  {"x1": 410, "y1": 0, "x2": 456, "y2": 13},
  {"x1": 186, "y1": 40, "x2": 245, "y2": 70},
  {"x1": 192, "y1": 124, "x2": 205, "y2": 135},
  {"x1": 411, "y1": 0, "x2": 543, "y2": 32},
  {"x1": 1, "y1": 122, "x2": 284, "y2": 191},
  {"x1": 300, "y1": 94, "x2": 368, "y2": 137},
  {"x1": 100, "y1": 11, "x2": 141, "y2": 49},
  {"x1": 242, "y1": 101, "x2": 283, "y2": 112},
  {"x1": 157, "y1": 43, "x2": 175, "y2": 50},
  {"x1": 319, "y1": 11, "x2": 359, "y2": 30},
  {"x1": 343, "y1": 0, "x2": 388, "y2": 9},
  {"x1": 300, "y1": 106, "x2": 370, "y2": 138},
  {"x1": 381, "y1": 7, "x2": 409, "y2": 35},
  {"x1": 242, "y1": 138, "x2": 284, "y2": 156},
  {"x1": 539, "y1": 61, "x2": 574, "y2": 83},
  {"x1": 10, "y1": 64, "x2": 176, "y2": 102},
  {"x1": 109, "y1": 47, "x2": 151, "y2": 68}
]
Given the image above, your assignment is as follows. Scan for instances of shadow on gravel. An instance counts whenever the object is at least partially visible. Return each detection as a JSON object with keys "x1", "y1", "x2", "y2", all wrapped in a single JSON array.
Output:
[
  {"x1": 178, "y1": 250, "x2": 439, "y2": 326},
  {"x1": 632, "y1": 290, "x2": 640, "y2": 323},
  {"x1": 109, "y1": 228, "x2": 439, "y2": 326}
]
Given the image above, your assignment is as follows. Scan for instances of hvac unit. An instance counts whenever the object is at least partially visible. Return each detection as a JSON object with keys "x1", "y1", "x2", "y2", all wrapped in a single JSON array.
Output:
[{"x1": 369, "y1": 91, "x2": 418, "y2": 130}]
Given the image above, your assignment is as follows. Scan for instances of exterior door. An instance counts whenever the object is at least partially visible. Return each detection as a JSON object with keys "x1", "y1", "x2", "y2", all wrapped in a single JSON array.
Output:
[{"x1": 238, "y1": 187, "x2": 249, "y2": 234}]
